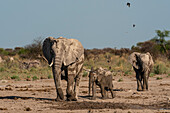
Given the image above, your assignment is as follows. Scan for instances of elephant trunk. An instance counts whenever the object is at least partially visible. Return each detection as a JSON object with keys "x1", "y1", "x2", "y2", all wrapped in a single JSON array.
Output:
[{"x1": 52, "y1": 55, "x2": 64, "y2": 100}]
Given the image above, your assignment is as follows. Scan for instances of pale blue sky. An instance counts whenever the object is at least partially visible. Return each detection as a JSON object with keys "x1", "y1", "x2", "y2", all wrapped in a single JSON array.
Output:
[{"x1": 0, "y1": 0, "x2": 170, "y2": 49}]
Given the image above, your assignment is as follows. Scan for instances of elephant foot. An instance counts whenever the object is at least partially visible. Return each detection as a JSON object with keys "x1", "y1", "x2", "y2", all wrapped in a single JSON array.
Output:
[
  {"x1": 67, "y1": 95, "x2": 77, "y2": 101},
  {"x1": 101, "y1": 96, "x2": 107, "y2": 100},
  {"x1": 142, "y1": 88, "x2": 148, "y2": 91},
  {"x1": 137, "y1": 89, "x2": 143, "y2": 91},
  {"x1": 66, "y1": 92, "x2": 77, "y2": 101},
  {"x1": 67, "y1": 97, "x2": 77, "y2": 101},
  {"x1": 55, "y1": 96, "x2": 64, "y2": 102},
  {"x1": 137, "y1": 87, "x2": 143, "y2": 91},
  {"x1": 111, "y1": 94, "x2": 116, "y2": 98},
  {"x1": 57, "y1": 88, "x2": 64, "y2": 101},
  {"x1": 142, "y1": 89, "x2": 146, "y2": 91},
  {"x1": 91, "y1": 96, "x2": 96, "y2": 100}
]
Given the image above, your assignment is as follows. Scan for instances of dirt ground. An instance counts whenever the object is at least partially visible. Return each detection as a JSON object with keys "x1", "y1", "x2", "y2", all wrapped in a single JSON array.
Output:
[{"x1": 0, "y1": 74, "x2": 170, "y2": 113}]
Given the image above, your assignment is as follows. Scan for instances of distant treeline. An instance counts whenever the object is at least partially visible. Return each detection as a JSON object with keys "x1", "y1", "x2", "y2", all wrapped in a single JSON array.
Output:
[
  {"x1": 84, "y1": 38, "x2": 170, "y2": 59},
  {"x1": 0, "y1": 39, "x2": 169, "y2": 60},
  {"x1": 0, "y1": 30, "x2": 170, "y2": 60}
]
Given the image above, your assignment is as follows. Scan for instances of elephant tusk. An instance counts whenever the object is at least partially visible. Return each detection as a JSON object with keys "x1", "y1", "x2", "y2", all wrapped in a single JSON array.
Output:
[
  {"x1": 42, "y1": 55, "x2": 48, "y2": 63},
  {"x1": 49, "y1": 60, "x2": 54, "y2": 67}
]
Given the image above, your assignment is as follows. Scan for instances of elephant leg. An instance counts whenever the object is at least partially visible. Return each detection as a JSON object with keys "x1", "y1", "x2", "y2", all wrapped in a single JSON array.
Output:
[
  {"x1": 105, "y1": 88, "x2": 108, "y2": 98},
  {"x1": 52, "y1": 66, "x2": 64, "y2": 101},
  {"x1": 89, "y1": 73, "x2": 93, "y2": 96},
  {"x1": 100, "y1": 85, "x2": 106, "y2": 99},
  {"x1": 89, "y1": 77, "x2": 92, "y2": 96},
  {"x1": 67, "y1": 75, "x2": 75, "y2": 101},
  {"x1": 146, "y1": 72, "x2": 150, "y2": 90},
  {"x1": 74, "y1": 57, "x2": 84, "y2": 100},
  {"x1": 143, "y1": 71, "x2": 149, "y2": 91},
  {"x1": 110, "y1": 89, "x2": 115, "y2": 98},
  {"x1": 136, "y1": 71, "x2": 143, "y2": 91},
  {"x1": 74, "y1": 71, "x2": 82, "y2": 100},
  {"x1": 66, "y1": 64, "x2": 77, "y2": 101},
  {"x1": 91, "y1": 82, "x2": 96, "y2": 100},
  {"x1": 109, "y1": 85, "x2": 115, "y2": 98}
]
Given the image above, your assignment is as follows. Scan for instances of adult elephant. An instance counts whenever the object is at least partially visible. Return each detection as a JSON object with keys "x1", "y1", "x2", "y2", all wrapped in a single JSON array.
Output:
[
  {"x1": 42, "y1": 37, "x2": 84, "y2": 101},
  {"x1": 128, "y1": 52, "x2": 154, "y2": 91}
]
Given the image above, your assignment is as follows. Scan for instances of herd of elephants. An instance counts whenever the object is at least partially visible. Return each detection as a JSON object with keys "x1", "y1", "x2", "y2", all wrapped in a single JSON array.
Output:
[{"x1": 42, "y1": 36, "x2": 154, "y2": 101}]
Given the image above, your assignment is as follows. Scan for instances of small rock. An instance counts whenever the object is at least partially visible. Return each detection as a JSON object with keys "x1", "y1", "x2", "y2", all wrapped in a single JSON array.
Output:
[
  {"x1": 25, "y1": 107, "x2": 32, "y2": 111},
  {"x1": 0, "y1": 107, "x2": 7, "y2": 110},
  {"x1": 26, "y1": 78, "x2": 31, "y2": 81},
  {"x1": 5, "y1": 87, "x2": 12, "y2": 90},
  {"x1": 0, "y1": 80, "x2": 8, "y2": 83}
]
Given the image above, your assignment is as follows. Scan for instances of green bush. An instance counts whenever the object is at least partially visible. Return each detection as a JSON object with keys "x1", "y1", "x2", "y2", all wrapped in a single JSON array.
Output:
[
  {"x1": 83, "y1": 71, "x2": 88, "y2": 77},
  {"x1": 156, "y1": 77, "x2": 162, "y2": 80},
  {"x1": 154, "y1": 64, "x2": 167, "y2": 74},
  {"x1": 18, "y1": 48, "x2": 28, "y2": 55},
  {"x1": 32, "y1": 75, "x2": 38, "y2": 81},
  {"x1": 0, "y1": 48, "x2": 4, "y2": 53},
  {"x1": 0, "y1": 48, "x2": 9, "y2": 55},
  {"x1": 124, "y1": 70, "x2": 132, "y2": 76},
  {"x1": 0, "y1": 67, "x2": 5, "y2": 72},
  {"x1": 27, "y1": 76, "x2": 31, "y2": 78},
  {"x1": 167, "y1": 74, "x2": 170, "y2": 77},
  {"x1": 11, "y1": 75, "x2": 20, "y2": 81},
  {"x1": 149, "y1": 73, "x2": 155, "y2": 77},
  {"x1": 48, "y1": 74, "x2": 52, "y2": 79},
  {"x1": 2, "y1": 51, "x2": 9, "y2": 55},
  {"x1": 118, "y1": 78, "x2": 123, "y2": 82}
]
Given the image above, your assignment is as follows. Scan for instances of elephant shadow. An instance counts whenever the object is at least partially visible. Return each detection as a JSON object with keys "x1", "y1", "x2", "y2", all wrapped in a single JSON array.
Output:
[
  {"x1": 0, "y1": 96, "x2": 55, "y2": 101},
  {"x1": 79, "y1": 88, "x2": 123, "y2": 100},
  {"x1": 0, "y1": 89, "x2": 123, "y2": 101},
  {"x1": 0, "y1": 95, "x2": 99, "y2": 101},
  {"x1": 0, "y1": 95, "x2": 97, "y2": 101}
]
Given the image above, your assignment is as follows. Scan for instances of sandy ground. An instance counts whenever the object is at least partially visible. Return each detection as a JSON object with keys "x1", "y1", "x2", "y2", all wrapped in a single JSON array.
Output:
[{"x1": 0, "y1": 74, "x2": 170, "y2": 113}]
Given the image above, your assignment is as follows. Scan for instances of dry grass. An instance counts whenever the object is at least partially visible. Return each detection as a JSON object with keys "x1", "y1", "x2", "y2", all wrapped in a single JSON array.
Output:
[{"x1": 0, "y1": 52, "x2": 169, "y2": 80}]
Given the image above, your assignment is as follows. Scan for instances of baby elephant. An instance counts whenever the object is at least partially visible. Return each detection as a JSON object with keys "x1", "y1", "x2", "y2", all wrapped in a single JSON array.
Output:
[{"x1": 89, "y1": 67, "x2": 115, "y2": 100}]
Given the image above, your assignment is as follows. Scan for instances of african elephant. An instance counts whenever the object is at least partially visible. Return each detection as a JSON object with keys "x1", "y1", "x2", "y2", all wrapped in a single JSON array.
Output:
[
  {"x1": 89, "y1": 67, "x2": 114, "y2": 100},
  {"x1": 42, "y1": 37, "x2": 84, "y2": 101},
  {"x1": 128, "y1": 52, "x2": 154, "y2": 91}
]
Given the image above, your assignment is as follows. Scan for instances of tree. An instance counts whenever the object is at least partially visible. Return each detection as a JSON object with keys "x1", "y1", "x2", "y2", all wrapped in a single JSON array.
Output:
[
  {"x1": 155, "y1": 30, "x2": 170, "y2": 54},
  {"x1": 24, "y1": 37, "x2": 43, "y2": 59}
]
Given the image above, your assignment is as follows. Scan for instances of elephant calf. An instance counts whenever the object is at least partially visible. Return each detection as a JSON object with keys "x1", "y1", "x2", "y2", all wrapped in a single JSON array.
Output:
[
  {"x1": 129, "y1": 52, "x2": 154, "y2": 91},
  {"x1": 89, "y1": 67, "x2": 115, "y2": 100}
]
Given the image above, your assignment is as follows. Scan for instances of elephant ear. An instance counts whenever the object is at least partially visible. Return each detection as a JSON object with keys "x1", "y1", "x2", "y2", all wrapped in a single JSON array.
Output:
[
  {"x1": 140, "y1": 52, "x2": 154, "y2": 71},
  {"x1": 146, "y1": 52, "x2": 154, "y2": 68},
  {"x1": 42, "y1": 37, "x2": 54, "y2": 65},
  {"x1": 128, "y1": 52, "x2": 141, "y2": 69},
  {"x1": 62, "y1": 38, "x2": 84, "y2": 66}
]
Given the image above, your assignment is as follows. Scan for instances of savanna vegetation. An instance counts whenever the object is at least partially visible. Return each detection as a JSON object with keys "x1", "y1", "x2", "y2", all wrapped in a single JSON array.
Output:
[{"x1": 0, "y1": 30, "x2": 169, "y2": 81}]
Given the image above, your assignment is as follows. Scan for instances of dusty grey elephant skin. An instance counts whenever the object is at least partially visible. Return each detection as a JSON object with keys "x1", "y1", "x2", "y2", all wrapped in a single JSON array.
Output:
[
  {"x1": 42, "y1": 37, "x2": 84, "y2": 101},
  {"x1": 89, "y1": 67, "x2": 115, "y2": 100},
  {"x1": 128, "y1": 52, "x2": 154, "y2": 91}
]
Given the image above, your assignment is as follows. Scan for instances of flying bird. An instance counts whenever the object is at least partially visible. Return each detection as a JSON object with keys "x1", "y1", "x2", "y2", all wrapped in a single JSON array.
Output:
[
  {"x1": 127, "y1": 2, "x2": 130, "y2": 7},
  {"x1": 133, "y1": 24, "x2": 136, "y2": 27}
]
